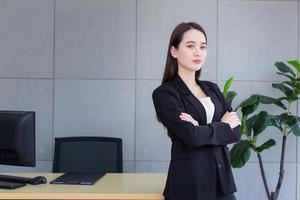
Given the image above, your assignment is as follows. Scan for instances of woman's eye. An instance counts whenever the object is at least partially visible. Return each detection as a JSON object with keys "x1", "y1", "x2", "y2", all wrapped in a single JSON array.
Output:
[
  {"x1": 201, "y1": 46, "x2": 207, "y2": 49},
  {"x1": 187, "y1": 45, "x2": 194, "y2": 49}
]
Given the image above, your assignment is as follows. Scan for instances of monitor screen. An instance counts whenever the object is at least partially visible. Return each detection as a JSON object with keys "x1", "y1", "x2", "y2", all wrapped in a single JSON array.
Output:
[{"x1": 0, "y1": 110, "x2": 35, "y2": 167}]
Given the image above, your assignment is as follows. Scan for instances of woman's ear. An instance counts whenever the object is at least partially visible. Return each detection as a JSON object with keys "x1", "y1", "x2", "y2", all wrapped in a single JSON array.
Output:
[{"x1": 170, "y1": 46, "x2": 177, "y2": 59}]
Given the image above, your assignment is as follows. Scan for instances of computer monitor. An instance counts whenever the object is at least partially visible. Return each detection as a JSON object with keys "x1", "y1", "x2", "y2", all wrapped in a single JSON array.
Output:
[
  {"x1": 0, "y1": 111, "x2": 48, "y2": 188},
  {"x1": 0, "y1": 110, "x2": 35, "y2": 167}
]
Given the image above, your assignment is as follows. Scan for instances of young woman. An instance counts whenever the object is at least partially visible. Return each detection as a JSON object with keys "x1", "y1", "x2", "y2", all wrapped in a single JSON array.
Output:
[{"x1": 152, "y1": 22, "x2": 241, "y2": 200}]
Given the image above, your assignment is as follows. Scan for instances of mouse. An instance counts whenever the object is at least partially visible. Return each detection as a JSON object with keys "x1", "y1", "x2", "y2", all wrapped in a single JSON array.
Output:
[{"x1": 29, "y1": 176, "x2": 47, "y2": 185}]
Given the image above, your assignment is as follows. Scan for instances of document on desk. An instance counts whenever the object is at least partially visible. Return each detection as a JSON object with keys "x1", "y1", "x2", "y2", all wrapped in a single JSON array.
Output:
[{"x1": 50, "y1": 173, "x2": 106, "y2": 185}]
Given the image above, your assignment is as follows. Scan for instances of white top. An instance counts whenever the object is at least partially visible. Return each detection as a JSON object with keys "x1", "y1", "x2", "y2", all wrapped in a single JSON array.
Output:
[{"x1": 199, "y1": 97, "x2": 215, "y2": 124}]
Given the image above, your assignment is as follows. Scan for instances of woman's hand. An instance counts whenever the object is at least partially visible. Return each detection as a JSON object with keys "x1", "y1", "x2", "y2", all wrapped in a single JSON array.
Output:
[
  {"x1": 221, "y1": 111, "x2": 241, "y2": 129},
  {"x1": 179, "y1": 112, "x2": 199, "y2": 126}
]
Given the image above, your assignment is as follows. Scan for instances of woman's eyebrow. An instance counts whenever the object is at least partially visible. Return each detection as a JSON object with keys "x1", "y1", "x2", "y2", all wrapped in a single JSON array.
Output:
[{"x1": 185, "y1": 41, "x2": 207, "y2": 45}]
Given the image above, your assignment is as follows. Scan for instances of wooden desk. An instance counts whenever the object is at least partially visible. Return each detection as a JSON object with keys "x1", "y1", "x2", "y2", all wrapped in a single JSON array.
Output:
[{"x1": 0, "y1": 173, "x2": 166, "y2": 200}]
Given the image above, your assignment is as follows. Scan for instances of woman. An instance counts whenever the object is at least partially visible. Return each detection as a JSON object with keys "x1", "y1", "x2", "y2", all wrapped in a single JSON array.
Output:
[{"x1": 152, "y1": 22, "x2": 241, "y2": 200}]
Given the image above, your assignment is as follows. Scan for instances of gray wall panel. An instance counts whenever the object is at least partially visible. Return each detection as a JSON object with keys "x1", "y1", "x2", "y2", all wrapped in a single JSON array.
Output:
[
  {"x1": 136, "y1": 80, "x2": 171, "y2": 161},
  {"x1": 0, "y1": 0, "x2": 53, "y2": 78},
  {"x1": 53, "y1": 79, "x2": 135, "y2": 161},
  {"x1": 218, "y1": 1, "x2": 297, "y2": 81},
  {"x1": 55, "y1": 0, "x2": 136, "y2": 79},
  {"x1": 135, "y1": 161, "x2": 169, "y2": 173},
  {"x1": 123, "y1": 161, "x2": 135, "y2": 173},
  {"x1": 298, "y1": 165, "x2": 300, "y2": 200}
]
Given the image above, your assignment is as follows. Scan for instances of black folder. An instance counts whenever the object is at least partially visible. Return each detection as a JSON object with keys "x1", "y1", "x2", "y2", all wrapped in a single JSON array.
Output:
[{"x1": 50, "y1": 173, "x2": 105, "y2": 185}]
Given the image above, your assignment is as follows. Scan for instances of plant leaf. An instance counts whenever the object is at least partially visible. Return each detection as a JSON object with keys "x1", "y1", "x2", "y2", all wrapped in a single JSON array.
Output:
[
  {"x1": 239, "y1": 95, "x2": 259, "y2": 116},
  {"x1": 253, "y1": 111, "x2": 269, "y2": 136},
  {"x1": 256, "y1": 94, "x2": 287, "y2": 110},
  {"x1": 230, "y1": 140, "x2": 251, "y2": 168},
  {"x1": 241, "y1": 115, "x2": 248, "y2": 134},
  {"x1": 277, "y1": 113, "x2": 300, "y2": 135},
  {"x1": 255, "y1": 139, "x2": 276, "y2": 153},
  {"x1": 283, "y1": 81, "x2": 294, "y2": 88},
  {"x1": 276, "y1": 72, "x2": 295, "y2": 81},
  {"x1": 225, "y1": 91, "x2": 237, "y2": 105},
  {"x1": 287, "y1": 96, "x2": 299, "y2": 102},
  {"x1": 277, "y1": 97, "x2": 288, "y2": 102},
  {"x1": 223, "y1": 77, "x2": 234, "y2": 96},
  {"x1": 271, "y1": 83, "x2": 298, "y2": 102},
  {"x1": 287, "y1": 60, "x2": 300, "y2": 73},
  {"x1": 245, "y1": 115, "x2": 256, "y2": 137},
  {"x1": 294, "y1": 83, "x2": 300, "y2": 95},
  {"x1": 239, "y1": 95, "x2": 258, "y2": 108},
  {"x1": 278, "y1": 113, "x2": 289, "y2": 122},
  {"x1": 272, "y1": 83, "x2": 293, "y2": 97},
  {"x1": 286, "y1": 115, "x2": 300, "y2": 136},
  {"x1": 268, "y1": 115, "x2": 283, "y2": 132},
  {"x1": 241, "y1": 104, "x2": 259, "y2": 117},
  {"x1": 275, "y1": 62, "x2": 295, "y2": 76}
]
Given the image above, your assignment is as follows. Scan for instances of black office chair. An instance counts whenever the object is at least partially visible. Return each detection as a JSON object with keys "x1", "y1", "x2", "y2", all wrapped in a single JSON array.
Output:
[{"x1": 52, "y1": 137, "x2": 123, "y2": 173}]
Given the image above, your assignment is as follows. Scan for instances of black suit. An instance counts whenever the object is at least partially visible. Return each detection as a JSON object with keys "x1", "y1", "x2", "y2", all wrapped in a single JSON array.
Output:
[{"x1": 152, "y1": 74, "x2": 241, "y2": 200}]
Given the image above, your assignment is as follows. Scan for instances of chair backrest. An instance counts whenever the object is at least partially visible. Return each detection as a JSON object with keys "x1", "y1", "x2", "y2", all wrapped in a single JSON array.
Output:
[{"x1": 52, "y1": 136, "x2": 123, "y2": 173}]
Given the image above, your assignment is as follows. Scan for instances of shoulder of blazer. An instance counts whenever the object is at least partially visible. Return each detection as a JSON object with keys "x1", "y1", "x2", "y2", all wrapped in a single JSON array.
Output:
[
  {"x1": 152, "y1": 81, "x2": 182, "y2": 108},
  {"x1": 152, "y1": 81, "x2": 179, "y2": 100},
  {"x1": 152, "y1": 81, "x2": 179, "y2": 96}
]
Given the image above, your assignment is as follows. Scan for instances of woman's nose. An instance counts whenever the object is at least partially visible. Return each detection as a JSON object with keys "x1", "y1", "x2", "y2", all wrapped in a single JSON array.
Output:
[{"x1": 194, "y1": 48, "x2": 201, "y2": 56}]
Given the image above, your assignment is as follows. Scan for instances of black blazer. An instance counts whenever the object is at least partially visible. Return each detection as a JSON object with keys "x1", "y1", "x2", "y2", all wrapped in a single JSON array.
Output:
[{"x1": 152, "y1": 74, "x2": 241, "y2": 200}]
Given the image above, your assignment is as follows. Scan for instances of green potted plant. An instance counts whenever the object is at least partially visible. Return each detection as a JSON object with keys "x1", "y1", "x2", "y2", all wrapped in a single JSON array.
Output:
[{"x1": 223, "y1": 60, "x2": 300, "y2": 200}]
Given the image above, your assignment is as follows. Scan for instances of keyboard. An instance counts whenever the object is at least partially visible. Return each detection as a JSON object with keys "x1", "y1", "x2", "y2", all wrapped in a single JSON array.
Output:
[
  {"x1": 0, "y1": 174, "x2": 32, "y2": 184},
  {"x1": 0, "y1": 180, "x2": 26, "y2": 189}
]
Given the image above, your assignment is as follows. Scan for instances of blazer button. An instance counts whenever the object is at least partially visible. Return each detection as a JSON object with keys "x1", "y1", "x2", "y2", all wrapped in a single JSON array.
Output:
[{"x1": 218, "y1": 164, "x2": 222, "y2": 168}]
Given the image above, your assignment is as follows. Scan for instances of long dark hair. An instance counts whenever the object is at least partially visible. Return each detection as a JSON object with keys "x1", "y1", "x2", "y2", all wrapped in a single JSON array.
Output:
[{"x1": 162, "y1": 22, "x2": 207, "y2": 84}]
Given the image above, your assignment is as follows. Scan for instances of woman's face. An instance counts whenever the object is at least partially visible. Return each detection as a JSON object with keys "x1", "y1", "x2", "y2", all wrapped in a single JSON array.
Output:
[{"x1": 171, "y1": 29, "x2": 207, "y2": 73}]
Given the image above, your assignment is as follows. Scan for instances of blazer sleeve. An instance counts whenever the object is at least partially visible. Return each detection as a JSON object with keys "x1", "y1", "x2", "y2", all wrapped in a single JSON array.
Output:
[
  {"x1": 210, "y1": 82, "x2": 241, "y2": 144},
  {"x1": 152, "y1": 86, "x2": 240, "y2": 149}
]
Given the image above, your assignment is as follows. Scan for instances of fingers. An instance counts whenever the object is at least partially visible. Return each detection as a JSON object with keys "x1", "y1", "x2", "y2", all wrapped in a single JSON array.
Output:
[
  {"x1": 226, "y1": 111, "x2": 236, "y2": 116},
  {"x1": 224, "y1": 111, "x2": 241, "y2": 126},
  {"x1": 179, "y1": 113, "x2": 192, "y2": 121},
  {"x1": 179, "y1": 112, "x2": 199, "y2": 126},
  {"x1": 226, "y1": 112, "x2": 239, "y2": 118},
  {"x1": 180, "y1": 112, "x2": 191, "y2": 117},
  {"x1": 229, "y1": 112, "x2": 241, "y2": 125}
]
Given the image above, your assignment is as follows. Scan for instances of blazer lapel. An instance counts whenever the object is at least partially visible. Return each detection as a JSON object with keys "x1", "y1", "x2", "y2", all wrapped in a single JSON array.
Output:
[
  {"x1": 185, "y1": 94, "x2": 207, "y2": 124},
  {"x1": 172, "y1": 74, "x2": 206, "y2": 123},
  {"x1": 172, "y1": 74, "x2": 220, "y2": 124}
]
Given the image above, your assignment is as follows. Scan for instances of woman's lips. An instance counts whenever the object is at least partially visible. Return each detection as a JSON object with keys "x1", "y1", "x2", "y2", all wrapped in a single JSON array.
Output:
[{"x1": 192, "y1": 60, "x2": 201, "y2": 64}]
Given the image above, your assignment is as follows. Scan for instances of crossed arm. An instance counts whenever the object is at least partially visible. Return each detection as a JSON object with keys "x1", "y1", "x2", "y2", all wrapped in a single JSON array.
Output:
[
  {"x1": 153, "y1": 86, "x2": 241, "y2": 148},
  {"x1": 179, "y1": 111, "x2": 241, "y2": 129}
]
